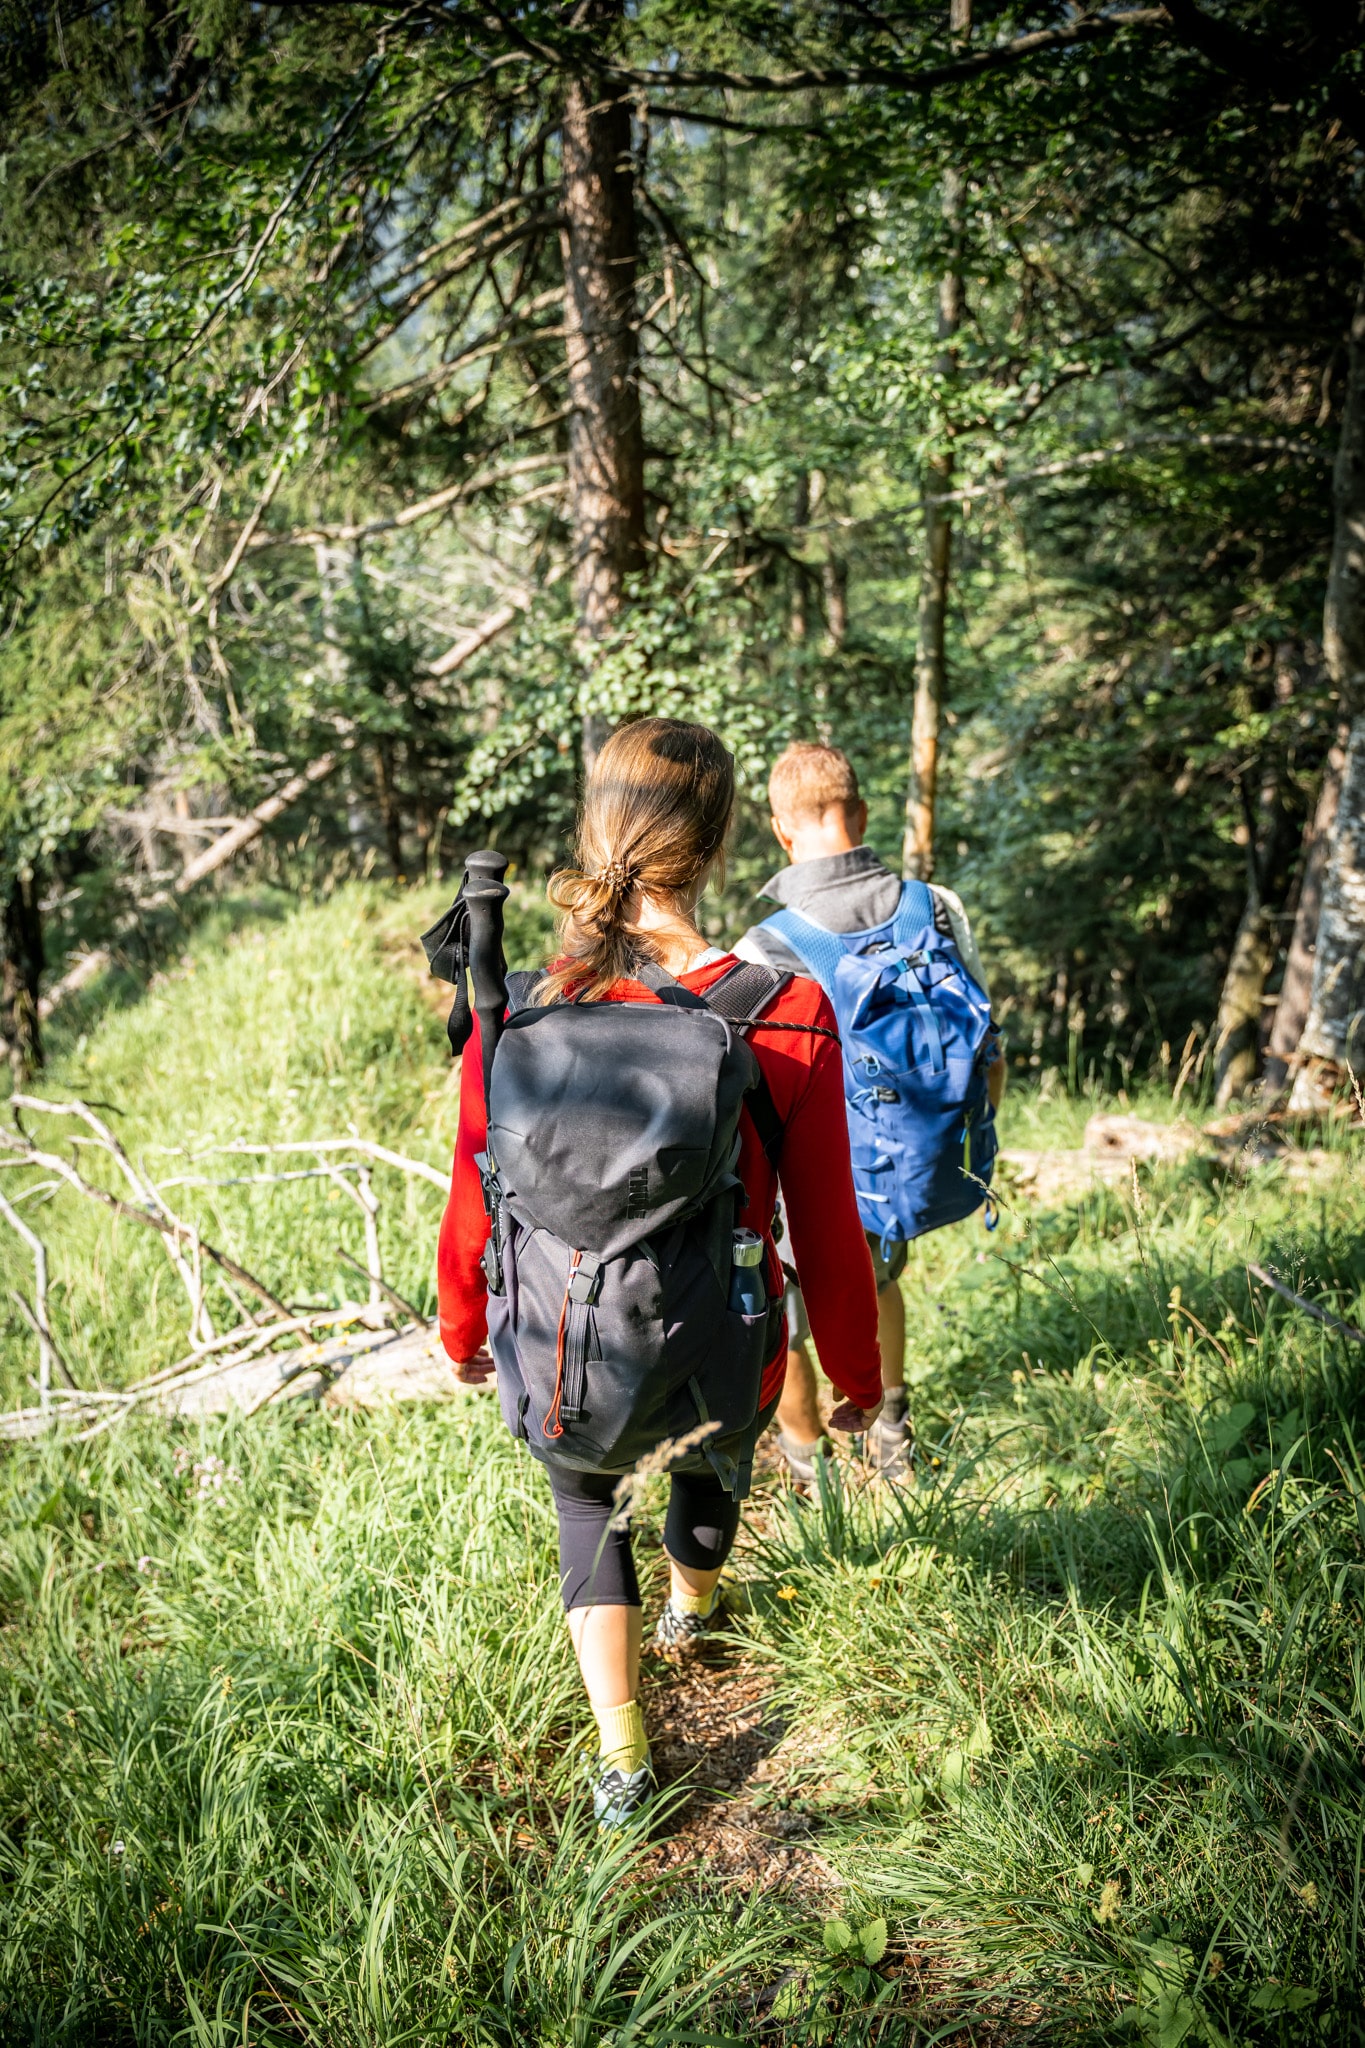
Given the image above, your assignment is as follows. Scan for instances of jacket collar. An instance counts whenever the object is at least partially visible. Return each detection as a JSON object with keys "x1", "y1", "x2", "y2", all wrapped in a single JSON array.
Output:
[{"x1": 760, "y1": 845, "x2": 889, "y2": 905}]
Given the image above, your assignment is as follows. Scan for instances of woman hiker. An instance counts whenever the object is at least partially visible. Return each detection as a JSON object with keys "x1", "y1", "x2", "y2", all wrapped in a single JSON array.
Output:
[{"x1": 437, "y1": 718, "x2": 882, "y2": 1826}]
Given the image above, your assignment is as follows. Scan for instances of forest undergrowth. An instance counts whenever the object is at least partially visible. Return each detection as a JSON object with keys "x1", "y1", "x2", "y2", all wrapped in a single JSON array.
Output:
[{"x1": 0, "y1": 886, "x2": 1361, "y2": 2045}]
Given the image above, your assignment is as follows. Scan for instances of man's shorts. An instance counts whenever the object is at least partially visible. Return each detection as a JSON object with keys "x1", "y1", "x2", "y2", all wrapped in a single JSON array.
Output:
[{"x1": 783, "y1": 1229, "x2": 908, "y2": 1349}]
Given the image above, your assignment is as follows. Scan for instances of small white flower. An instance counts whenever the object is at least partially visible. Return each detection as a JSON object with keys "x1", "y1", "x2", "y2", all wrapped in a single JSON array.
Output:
[
  {"x1": 136, "y1": 1556, "x2": 151, "y2": 1574},
  {"x1": 112, "y1": 1840, "x2": 125, "y2": 1856}
]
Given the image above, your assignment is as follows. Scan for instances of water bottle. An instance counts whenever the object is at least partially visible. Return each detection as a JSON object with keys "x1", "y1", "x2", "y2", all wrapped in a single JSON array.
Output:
[{"x1": 728, "y1": 1228, "x2": 766, "y2": 1317}]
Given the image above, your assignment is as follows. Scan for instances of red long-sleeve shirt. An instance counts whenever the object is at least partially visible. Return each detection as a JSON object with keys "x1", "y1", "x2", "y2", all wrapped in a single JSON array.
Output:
[{"x1": 436, "y1": 954, "x2": 882, "y2": 1415}]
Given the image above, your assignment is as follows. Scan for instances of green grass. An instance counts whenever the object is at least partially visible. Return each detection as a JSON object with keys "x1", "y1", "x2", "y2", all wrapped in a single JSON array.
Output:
[{"x1": 2, "y1": 882, "x2": 1363, "y2": 2043}]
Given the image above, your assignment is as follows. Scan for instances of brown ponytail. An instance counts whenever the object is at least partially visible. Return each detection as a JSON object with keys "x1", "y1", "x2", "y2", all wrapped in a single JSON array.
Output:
[{"x1": 540, "y1": 718, "x2": 735, "y2": 1004}]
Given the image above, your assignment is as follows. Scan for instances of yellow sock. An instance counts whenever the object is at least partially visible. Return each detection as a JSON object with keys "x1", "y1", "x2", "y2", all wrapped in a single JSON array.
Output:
[
  {"x1": 595, "y1": 1699, "x2": 648, "y2": 1774},
  {"x1": 672, "y1": 1582, "x2": 720, "y2": 1619}
]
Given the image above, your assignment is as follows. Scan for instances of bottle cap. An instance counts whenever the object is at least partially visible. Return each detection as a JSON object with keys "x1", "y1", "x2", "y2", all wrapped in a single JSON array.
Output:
[{"x1": 731, "y1": 1228, "x2": 764, "y2": 1268}]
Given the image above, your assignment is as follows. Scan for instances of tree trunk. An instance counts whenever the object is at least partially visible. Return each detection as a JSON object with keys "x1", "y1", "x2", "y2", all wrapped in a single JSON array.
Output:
[
  {"x1": 1213, "y1": 904, "x2": 1277, "y2": 1105},
  {"x1": 559, "y1": 18, "x2": 645, "y2": 773},
  {"x1": 1290, "y1": 714, "x2": 1365, "y2": 1105},
  {"x1": 373, "y1": 739, "x2": 406, "y2": 879},
  {"x1": 905, "y1": 450, "x2": 955, "y2": 880},
  {"x1": 1213, "y1": 661, "x2": 1296, "y2": 1104},
  {"x1": 1288, "y1": 268, "x2": 1365, "y2": 1108},
  {"x1": 1262, "y1": 722, "x2": 1349, "y2": 1094},
  {"x1": 822, "y1": 552, "x2": 848, "y2": 652},
  {"x1": 790, "y1": 470, "x2": 811, "y2": 644},
  {"x1": 903, "y1": 0, "x2": 970, "y2": 882},
  {"x1": 2, "y1": 864, "x2": 44, "y2": 1080}
]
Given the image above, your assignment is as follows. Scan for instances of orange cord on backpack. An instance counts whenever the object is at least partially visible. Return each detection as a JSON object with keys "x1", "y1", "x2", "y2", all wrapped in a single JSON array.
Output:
[{"x1": 543, "y1": 1248, "x2": 583, "y2": 1440}]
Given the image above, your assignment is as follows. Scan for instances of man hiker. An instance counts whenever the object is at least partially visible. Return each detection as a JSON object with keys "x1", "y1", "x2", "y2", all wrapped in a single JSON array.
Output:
[{"x1": 733, "y1": 740, "x2": 1005, "y2": 1481}]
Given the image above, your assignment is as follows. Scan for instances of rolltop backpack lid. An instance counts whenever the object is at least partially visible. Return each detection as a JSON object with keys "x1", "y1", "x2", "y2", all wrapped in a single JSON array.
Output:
[{"x1": 487, "y1": 995, "x2": 761, "y2": 1259}]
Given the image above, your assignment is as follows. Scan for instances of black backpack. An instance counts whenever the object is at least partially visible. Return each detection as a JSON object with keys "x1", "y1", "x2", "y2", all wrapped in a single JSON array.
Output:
[{"x1": 480, "y1": 962, "x2": 794, "y2": 1498}]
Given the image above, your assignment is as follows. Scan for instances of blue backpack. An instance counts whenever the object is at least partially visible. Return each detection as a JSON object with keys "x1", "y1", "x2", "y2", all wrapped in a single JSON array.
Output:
[{"x1": 759, "y1": 879, "x2": 997, "y2": 1248}]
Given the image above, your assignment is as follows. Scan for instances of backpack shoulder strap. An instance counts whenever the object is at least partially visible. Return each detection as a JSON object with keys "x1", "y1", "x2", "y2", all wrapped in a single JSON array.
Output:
[
  {"x1": 701, "y1": 960, "x2": 792, "y2": 1023},
  {"x1": 758, "y1": 907, "x2": 846, "y2": 992},
  {"x1": 697, "y1": 961, "x2": 790, "y2": 1169},
  {"x1": 891, "y1": 878, "x2": 934, "y2": 952},
  {"x1": 635, "y1": 960, "x2": 709, "y2": 1008},
  {"x1": 504, "y1": 968, "x2": 546, "y2": 1016}
]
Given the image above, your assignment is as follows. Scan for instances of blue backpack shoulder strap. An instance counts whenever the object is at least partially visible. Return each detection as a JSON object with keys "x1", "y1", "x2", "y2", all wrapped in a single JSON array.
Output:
[
  {"x1": 758, "y1": 907, "x2": 847, "y2": 992},
  {"x1": 891, "y1": 879, "x2": 934, "y2": 952}
]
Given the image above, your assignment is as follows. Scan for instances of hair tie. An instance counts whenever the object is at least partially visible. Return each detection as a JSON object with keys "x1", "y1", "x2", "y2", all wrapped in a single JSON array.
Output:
[{"x1": 591, "y1": 858, "x2": 636, "y2": 895}]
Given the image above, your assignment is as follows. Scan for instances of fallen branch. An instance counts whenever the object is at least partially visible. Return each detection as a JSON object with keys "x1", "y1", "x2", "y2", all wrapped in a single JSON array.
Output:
[
  {"x1": 0, "y1": 1182, "x2": 77, "y2": 1395},
  {"x1": 37, "y1": 947, "x2": 115, "y2": 1023},
  {"x1": 153, "y1": 751, "x2": 338, "y2": 901},
  {"x1": 248, "y1": 453, "x2": 567, "y2": 549},
  {"x1": 1247, "y1": 1262, "x2": 1365, "y2": 1344},
  {"x1": 153, "y1": 1136, "x2": 449, "y2": 1191},
  {"x1": 14, "y1": 1093, "x2": 218, "y2": 1340},
  {"x1": 427, "y1": 594, "x2": 529, "y2": 677},
  {"x1": 0, "y1": 1126, "x2": 290, "y2": 1320},
  {"x1": 31, "y1": 753, "x2": 341, "y2": 1029},
  {"x1": 336, "y1": 1247, "x2": 424, "y2": 1322}
]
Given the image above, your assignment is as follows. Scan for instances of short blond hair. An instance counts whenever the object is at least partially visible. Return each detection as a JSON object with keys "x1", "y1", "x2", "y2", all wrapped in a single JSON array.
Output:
[{"x1": 768, "y1": 741, "x2": 862, "y2": 823}]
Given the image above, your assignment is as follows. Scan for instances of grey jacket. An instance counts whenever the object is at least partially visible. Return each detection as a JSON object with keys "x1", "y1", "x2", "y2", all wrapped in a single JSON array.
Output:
[{"x1": 732, "y1": 847, "x2": 990, "y2": 997}]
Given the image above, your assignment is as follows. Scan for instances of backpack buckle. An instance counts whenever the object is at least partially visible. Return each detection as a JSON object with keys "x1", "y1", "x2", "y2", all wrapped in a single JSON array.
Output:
[{"x1": 568, "y1": 1255, "x2": 603, "y2": 1305}]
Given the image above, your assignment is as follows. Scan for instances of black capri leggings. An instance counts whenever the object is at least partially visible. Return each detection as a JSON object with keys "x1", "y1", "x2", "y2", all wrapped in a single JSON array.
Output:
[{"x1": 546, "y1": 1401, "x2": 778, "y2": 1610}]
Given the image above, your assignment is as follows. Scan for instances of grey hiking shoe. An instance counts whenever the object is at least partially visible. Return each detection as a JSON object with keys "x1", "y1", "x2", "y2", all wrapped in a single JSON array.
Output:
[
  {"x1": 867, "y1": 1409, "x2": 914, "y2": 1479},
  {"x1": 776, "y1": 1429, "x2": 836, "y2": 1489},
  {"x1": 591, "y1": 1754, "x2": 654, "y2": 1828}
]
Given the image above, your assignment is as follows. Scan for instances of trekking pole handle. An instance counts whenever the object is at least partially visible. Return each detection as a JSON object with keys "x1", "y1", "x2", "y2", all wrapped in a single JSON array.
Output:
[{"x1": 464, "y1": 848, "x2": 509, "y2": 887}]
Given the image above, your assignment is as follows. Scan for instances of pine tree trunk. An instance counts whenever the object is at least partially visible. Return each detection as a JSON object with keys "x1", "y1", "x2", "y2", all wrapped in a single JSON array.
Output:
[
  {"x1": 903, "y1": 0, "x2": 970, "y2": 882},
  {"x1": 559, "y1": 22, "x2": 645, "y2": 773},
  {"x1": 2, "y1": 864, "x2": 44, "y2": 1080},
  {"x1": 1288, "y1": 269, "x2": 1365, "y2": 1107},
  {"x1": 1263, "y1": 722, "x2": 1349, "y2": 1094}
]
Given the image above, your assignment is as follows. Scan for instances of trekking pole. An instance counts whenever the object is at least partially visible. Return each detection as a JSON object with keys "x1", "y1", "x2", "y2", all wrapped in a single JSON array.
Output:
[{"x1": 462, "y1": 850, "x2": 509, "y2": 1102}]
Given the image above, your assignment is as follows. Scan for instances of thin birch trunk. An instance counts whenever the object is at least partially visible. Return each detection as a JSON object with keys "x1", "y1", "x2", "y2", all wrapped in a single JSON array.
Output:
[{"x1": 1291, "y1": 714, "x2": 1365, "y2": 1102}]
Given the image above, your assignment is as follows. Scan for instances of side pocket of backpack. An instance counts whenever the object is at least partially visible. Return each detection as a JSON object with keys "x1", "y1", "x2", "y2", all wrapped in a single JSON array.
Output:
[{"x1": 488, "y1": 1217, "x2": 531, "y2": 1442}]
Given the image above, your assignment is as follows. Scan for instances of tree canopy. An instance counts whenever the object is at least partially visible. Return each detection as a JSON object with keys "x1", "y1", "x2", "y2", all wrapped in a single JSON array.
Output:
[{"x1": 2, "y1": 0, "x2": 1362, "y2": 1096}]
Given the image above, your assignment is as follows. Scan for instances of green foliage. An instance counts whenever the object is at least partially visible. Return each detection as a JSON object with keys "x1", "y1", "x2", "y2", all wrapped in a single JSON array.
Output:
[{"x1": 1, "y1": 0, "x2": 1359, "y2": 1065}]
